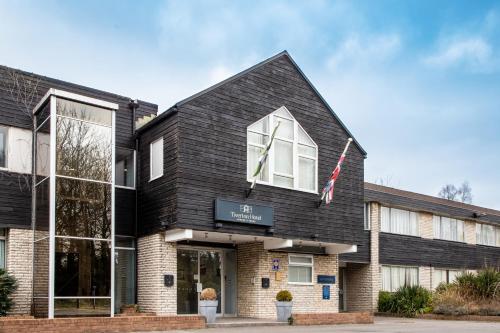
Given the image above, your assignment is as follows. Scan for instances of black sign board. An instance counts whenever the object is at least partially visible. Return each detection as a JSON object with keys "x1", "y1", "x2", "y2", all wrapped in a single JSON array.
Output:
[
  {"x1": 317, "y1": 275, "x2": 336, "y2": 284},
  {"x1": 214, "y1": 199, "x2": 274, "y2": 227}
]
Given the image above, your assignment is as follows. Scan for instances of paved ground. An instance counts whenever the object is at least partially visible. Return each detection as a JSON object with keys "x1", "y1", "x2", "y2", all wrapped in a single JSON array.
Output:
[{"x1": 138, "y1": 316, "x2": 500, "y2": 333}]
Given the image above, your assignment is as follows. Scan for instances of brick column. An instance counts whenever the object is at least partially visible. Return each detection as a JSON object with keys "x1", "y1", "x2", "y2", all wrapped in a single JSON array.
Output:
[
  {"x1": 464, "y1": 221, "x2": 476, "y2": 245},
  {"x1": 6, "y1": 228, "x2": 33, "y2": 315},
  {"x1": 369, "y1": 202, "x2": 381, "y2": 311},
  {"x1": 419, "y1": 213, "x2": 434, "y2": 239},
  {"x1": 137, "y1": 233, "x2": 177, "y2": 315}
]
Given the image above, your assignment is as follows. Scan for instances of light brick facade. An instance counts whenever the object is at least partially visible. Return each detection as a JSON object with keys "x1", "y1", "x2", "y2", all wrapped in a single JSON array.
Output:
[
  {"x1": 137, "y1": 233, "x2": 177, "y2": 315},
  {"x1": 237, "y1": 242, "x2": 339, "y2": 319},
  {"x1": 419, "y1": 266, "x2": 432, "y2": 290},
  {"x1": 6, "y1": 228, "x2": 33, "y2": 315},
  {"x1": 464, "y1": 220, "x2": 476, "y2": 244},
  {"x1": 419, "y1": 212, "x2": 434, "y2": 239}
]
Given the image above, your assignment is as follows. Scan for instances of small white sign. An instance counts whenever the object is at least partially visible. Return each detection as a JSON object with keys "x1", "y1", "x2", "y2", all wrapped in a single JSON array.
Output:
[{"x1": 196, "y1": 283, "x2": 203, "y2": 293}]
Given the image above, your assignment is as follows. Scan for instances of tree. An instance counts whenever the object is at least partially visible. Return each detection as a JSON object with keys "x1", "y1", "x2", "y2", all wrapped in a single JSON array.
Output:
[{"x1": 438, "y1": 181, "x2": 472, "y2": 203}]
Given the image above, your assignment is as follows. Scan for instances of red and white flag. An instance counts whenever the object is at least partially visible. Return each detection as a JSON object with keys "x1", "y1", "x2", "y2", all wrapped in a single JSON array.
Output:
[{"x1": 320, "y1": 138, "x2": 353, "y2": 205}]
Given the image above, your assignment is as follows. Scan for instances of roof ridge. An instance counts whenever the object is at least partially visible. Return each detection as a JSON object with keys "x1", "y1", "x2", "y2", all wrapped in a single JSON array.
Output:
[{"x1": 365, "y1": 182, "x2": 500, "y2": 217}]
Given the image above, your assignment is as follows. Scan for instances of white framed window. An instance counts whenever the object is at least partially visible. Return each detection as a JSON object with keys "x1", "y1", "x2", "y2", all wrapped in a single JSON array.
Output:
[
  {"x1": 288, "y1": 254, "x2": 313, "y2": 284},
  {"x1": 150, "y1": 137, "x2": 163, "y2": 181},
  {"x1": 433, "y1": 216, "x2": 464, "y2": 242},
  {"x1": 0, "y1": 229, "x2": 5, "y2": 269},
  {"x1": 476, "y1": 223, "x2": 499, "y2": 246},
  {"x1": 381, "y1": 206, "x2": 419, "y2": 236},
  {"x1": 116, "y1": 148, "x2": 136, "y2": 189},
  {"x1": 0, "y1": 126, "x2": 8, "y2": 169},
  {"x1": 364, "y1": 202, "x2": 371, "y2": 230},
  {"x1": 381, "y1": 265, "x2": 418, "y2": 292},
  {"x1": 432, "y1": 268, "x2": 463, "y2": 289},
  {"x1": 247, "y1": 106, "x2": 318, "y2": 193}
]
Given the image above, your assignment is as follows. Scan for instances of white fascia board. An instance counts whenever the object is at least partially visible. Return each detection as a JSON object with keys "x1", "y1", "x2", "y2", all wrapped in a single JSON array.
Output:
[
  {"x1": 165, "y1": 229, "x2": 193, "y2": 242},
  {"x1": 263, "y1": 238, "x2": 293, "y2": 250},
  {"x1": 33, "y1": 88, "x2": 119, "y2": 114},
  {"x1": 325, "y1": 244, "x2": 357, "y2": 255}
]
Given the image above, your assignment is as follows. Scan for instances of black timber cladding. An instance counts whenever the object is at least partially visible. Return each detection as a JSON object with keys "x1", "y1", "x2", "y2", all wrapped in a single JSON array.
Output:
[
  {"x1": 136, "y1": 52, "x2": 367, "y2": 252},
  {"x1": 0, "y1": 65, "x2": 158, "y2": 233},
  {"x1": 380, "y1": 233, "x2": 500, "y2": 269}
]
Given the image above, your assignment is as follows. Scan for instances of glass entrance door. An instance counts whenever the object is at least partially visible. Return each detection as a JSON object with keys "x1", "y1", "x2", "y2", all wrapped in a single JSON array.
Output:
[
  {"x1": 177, "y1": 249, "x2": 199, "y2": 314},
  {"x1": 199, "y1": 251, "x2": 222, "y2": 314}
]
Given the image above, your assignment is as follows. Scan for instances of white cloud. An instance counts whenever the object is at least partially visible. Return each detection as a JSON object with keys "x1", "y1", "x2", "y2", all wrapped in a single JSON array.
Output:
[
  {"x1": 326, "y1": 33, "x2": 401, "y2": 71},
  {"x1": 423, "y1": 37, "x2": 496, "y2": 71}
]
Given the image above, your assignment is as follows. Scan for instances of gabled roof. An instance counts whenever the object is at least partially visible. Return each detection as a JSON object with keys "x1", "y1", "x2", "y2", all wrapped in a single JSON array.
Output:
[
  {"x1": 138, "y1": 51, "x2": 366, "y2": 156},
  {"x1": 365, "y1": 182, "x2": 500, "y2": 225}
]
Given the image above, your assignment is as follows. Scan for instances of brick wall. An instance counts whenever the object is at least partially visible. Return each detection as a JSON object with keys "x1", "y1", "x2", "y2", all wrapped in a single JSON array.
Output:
[
  {"x1": 345, "y1": 263, "x2": 371, "y2": 311},
  {"x1": 0, "y1": 315, "x2": 205, "y2": 332},
  {"x1": 419, "y1": 266, "x2": 431, "y2": 289},
  {"x1": 464, "y1": 220, "x2": 476, "y2": 245},
  {"x1": 137, "y1": 233, "x2": 177, "y2": 315},
  {"x1": 237, "y1": 242, "x2": 338, "y2": 319},
  {"x1": 293, "y1": 312, "x2": 373, "y2": 325},
  {"x1": 419, "y1": 213, "x2": 434, "y2": 239},
  {"x1": 6, "y1": 228, "x2": 33, "y2": 315}
]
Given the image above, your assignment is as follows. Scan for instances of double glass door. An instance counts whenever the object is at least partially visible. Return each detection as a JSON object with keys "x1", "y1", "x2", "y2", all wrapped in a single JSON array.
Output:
[{"x1": 177, "y1": 249, "x2": 224, "y2": 315}]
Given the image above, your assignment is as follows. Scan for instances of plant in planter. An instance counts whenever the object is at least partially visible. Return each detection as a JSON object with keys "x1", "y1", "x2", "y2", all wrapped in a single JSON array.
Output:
[
  {"x1": 199, "y1": 288, "x2": 218, "y2": 323},
  {"x1": 0, "y1": 269, "x2": 18, "y2": 316},
  {"x1": 275, "y1": 290, "x2": 293, "y2": 322}
]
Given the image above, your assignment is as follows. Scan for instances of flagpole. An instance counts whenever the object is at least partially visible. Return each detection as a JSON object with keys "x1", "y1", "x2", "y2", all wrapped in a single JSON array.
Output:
[{"x1": 317, "y1": 138, "x2": 353, "y2": 207}]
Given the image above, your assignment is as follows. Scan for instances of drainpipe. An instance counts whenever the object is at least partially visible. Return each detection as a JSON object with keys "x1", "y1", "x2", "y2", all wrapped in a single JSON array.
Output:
[{"x1": 128, "y1": 99, "x2": 140, "y2": 305}]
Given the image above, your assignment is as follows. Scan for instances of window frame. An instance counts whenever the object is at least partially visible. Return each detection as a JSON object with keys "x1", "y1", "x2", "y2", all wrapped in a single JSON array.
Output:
[
  {"x1": 381, "y1": 265, "x2": 419, "y2": 292},
  {"x1": 149, "y1": 137, "x2": 164, "y2": 181},
  {"x1": 476, "y1": 223, "x2": 499, "y2": 247},
  {"x1": 433, "y1": 215, "x2": 465, "y2": 243},
  {"x1": 380, "y1": 206, "x2": 419, "y2": 237},
  {"x1": 364, "y1": 202, "x2": 371, "y2": 230},
  {"x1": 0, "y1": 126, "x2": 8, "y2": 170},
  {"x1": 288, "y1": 254, "x2": 314, "y2": 285},
  {"x1": 115, "y1": 148, "x2": 136, "y2": 190},
  {"x1": 247, "y1": 106, "x2": 318, "y2": 194},
  {"x1": 0, "y1": 229, "x2": 5, "y2": 269}
]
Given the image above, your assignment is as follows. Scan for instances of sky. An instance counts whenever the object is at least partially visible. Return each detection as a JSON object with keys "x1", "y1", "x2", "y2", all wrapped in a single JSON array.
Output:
[{"x1": 1, "y1": 0, "x2": 499, "y2": 209}]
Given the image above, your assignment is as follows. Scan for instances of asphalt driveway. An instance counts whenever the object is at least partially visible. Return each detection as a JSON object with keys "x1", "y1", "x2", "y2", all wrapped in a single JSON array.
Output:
[{"x1": 139, "y1": 316, "x2": 500, "y2": 333}]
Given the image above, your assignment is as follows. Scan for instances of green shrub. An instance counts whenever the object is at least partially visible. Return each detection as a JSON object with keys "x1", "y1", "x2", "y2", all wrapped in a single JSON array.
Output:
[
  {"x1": 0, "y1": 269, "x2": 18, "y2": 316},
  {"x1": 276, "y1": 290, "x2": 293, "y2": 302},
  {"x1": 392, "y1": 285, "x2": 432, "y2": 317},
  {"x1": 378, "y1": 291, "x2": 395, "y2": 313},
  {"x1": 474, "y1": 268, "x2": 500, "y2": 299}
]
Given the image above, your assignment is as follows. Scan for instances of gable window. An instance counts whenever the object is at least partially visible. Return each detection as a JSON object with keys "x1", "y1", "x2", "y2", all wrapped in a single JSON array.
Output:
[
  {"x1": 433, "y1": 216, "x2": 464, "y2": 242},
  {"x1": 476, "y1": 223, "x2": 499, "y2": 247},
  {"x1": 150, "y1": 137, "x2": 163, "y2": 181},
  {"x1": 116, "y1": 148, "x2": 136, "y2": 189},
  {"x1": 381, "y1": 206, "x2": 419, "y2": 236},
  {"x1": 0, "y1": 126, "x2": 7, "y2": 169},
  {"x1": 288, "y1": 255, "x2": 313, "y2": 284},
  {"x1": 247, "y1": 106, "x2": 318, "y2": 192},
  {"x1": 381, "y1": 265, "x2": 418, "y2": 292},
  {"x1": 364, "y1": 202, "x2": 371, "y2": 230}
]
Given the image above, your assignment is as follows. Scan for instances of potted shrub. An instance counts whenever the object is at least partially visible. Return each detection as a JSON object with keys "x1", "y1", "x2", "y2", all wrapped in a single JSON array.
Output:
[
  {"x1": 275, "y1": 290, "x2": 293, "y2": 322},
  {"x1": 0, "y1": 269, "x2": 17, "y2": 316},
  {"x1": 199, "y1": 288, "x2": 218, "y2": 323}
]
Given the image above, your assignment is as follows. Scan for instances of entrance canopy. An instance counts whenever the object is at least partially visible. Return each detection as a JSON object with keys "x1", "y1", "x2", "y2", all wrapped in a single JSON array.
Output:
[{"x1": 164, "y1": 228, "x2": 357, "y2": 255}]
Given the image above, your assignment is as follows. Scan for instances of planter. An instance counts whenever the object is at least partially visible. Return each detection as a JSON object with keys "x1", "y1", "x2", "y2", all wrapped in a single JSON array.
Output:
[
  {"x1": 199, "y1": 300, "x2": 218, "y2": 323},
  {"x1": 276, "y1": 301, "x2": 293, "y2": 322}
]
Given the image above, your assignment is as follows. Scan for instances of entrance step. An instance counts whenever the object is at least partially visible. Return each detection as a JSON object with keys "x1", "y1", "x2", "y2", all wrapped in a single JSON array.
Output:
[{"x1": 207, "y1": 317, "x2": 288, "y2": 328}]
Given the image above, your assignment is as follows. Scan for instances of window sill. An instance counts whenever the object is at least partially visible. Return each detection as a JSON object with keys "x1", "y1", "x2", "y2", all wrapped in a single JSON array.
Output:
[
  {"x1": 380, "y1": 231, "x2": 421, "y2": 238},
  {"x1": 115, "y1": 185, "x2": 136, "y2": 190},
  {"x1": 288, "y1": 282, "x2": 314, "y2": 286},
  {"x1": 247, "y1": 179, "x2": 318, "y2": 195},
  {"x1": 149, "y1": 174, "x2": 163, "y2": 182},
  {"x1": 432, "y1": 238, "x2": 466, "y2": 244}
]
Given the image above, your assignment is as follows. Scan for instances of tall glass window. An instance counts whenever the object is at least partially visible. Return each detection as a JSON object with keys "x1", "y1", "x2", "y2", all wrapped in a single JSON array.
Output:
[
  {"x1": 0, "y1": 126, "x2": 7, "y2": 168},
  {"x1": 33, "y1": 91, "x2": 116, "y2": 318},
  {"x1": 0, "y1": 229, "x2": 5, "y2": 269},
  {"x1": 115, "y1": 148, "x2": 135, "y2": 188}
]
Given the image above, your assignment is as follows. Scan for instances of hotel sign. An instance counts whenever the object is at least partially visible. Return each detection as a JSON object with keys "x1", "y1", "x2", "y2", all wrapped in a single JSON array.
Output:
[{"x1": 214, "y1": 198, "x2": 274, "y2": 227}]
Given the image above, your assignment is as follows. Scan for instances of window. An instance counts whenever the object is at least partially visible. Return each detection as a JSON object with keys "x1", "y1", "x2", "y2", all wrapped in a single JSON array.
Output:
[
  {"x1": 0, "y1": 126, "x2": 7, "y2": 169},
  {"x1": 150, "y1": 137, "x2": 163, "y2": 181},
  {"x1": 364, "y1": 202, "x2": 371, "y2": 230},
  {"x1": 433, "y1": 216, "x2": 464, "y2": 242},
  {"x1": 381, "y1": 207, "x2": 419, "y2": 236},
  {"x1": 115, "y1": 148, "x2": 135, "y2": 188},
  {"x1": 288, "y1": 255, "x2": 313, "y2": 284},
  {"x1": 0, "y1": 229, "x2": 5, "y2": 269},
  {"x1": 247, "y1": 106, "x2": 318, "y2": 192},
  {"x1": 476, "y1": 223, "x2": 499, "y2": 246},
  {"x1": 382, "y1": 265, "x2": 418, "y2": 292},
  {"x1": 432, "y1": 269, "x2": 462, "y2": 289}
]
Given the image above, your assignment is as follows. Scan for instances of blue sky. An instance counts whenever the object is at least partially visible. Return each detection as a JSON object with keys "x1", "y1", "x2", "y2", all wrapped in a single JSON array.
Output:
[{"x1": 1, "y1": 0, "x2": 499, "y2": 209}]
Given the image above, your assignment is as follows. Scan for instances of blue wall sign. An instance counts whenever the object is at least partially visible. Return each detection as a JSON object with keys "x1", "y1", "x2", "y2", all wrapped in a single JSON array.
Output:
[
  {"x1": 322, "y1": 285, "x2": 330, "y2": 300},
  {"x1": 214, "y1": 198, "x2": 274, "y2": 227},
  {"x1": 272, "y1": 258, "x2": 280, "y2": 271},
  {"x1": 317, "y1": 275, "x2": 336, "y2": 284}
]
